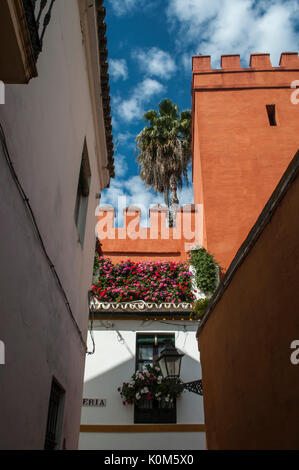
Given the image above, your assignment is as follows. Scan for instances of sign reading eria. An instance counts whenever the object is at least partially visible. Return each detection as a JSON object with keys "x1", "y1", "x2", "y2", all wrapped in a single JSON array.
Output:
[{"x1": 82, "y1": 398, "x2": 107, "y2": 407}]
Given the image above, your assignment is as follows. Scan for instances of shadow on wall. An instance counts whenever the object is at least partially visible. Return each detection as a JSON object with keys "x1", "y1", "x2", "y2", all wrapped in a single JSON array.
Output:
[
  {"x1": 84, "y1": 357, "x2": 135, "y2": 400},
  {"x1": 84, "y1": 351, "x2": 202, "y2": 391},
  {"x1": 179, "y1": 353, "x2": 202, "y2": 384},
  {"x1": 82, "y1": 356, "x2": 135, "y2": 425},
  {"x1": 81, "y1": 348, "x2": 203, "y2": 425}
]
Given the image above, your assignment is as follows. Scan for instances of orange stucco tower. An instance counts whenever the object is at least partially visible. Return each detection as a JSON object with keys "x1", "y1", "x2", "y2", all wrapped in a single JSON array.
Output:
[{"x1": 192, "y1": 52, "x2": 299, "y2": 270}]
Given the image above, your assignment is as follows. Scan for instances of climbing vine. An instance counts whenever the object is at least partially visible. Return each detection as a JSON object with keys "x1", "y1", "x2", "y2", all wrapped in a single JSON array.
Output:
[{"x1": 188, "y1": 247, "x2": 220, "y2": 296}]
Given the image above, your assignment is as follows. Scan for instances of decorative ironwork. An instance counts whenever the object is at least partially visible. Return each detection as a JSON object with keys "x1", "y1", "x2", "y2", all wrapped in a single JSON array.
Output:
[
  {"x1": 134, "y1": 398, "x2": 176, "y2": 424},
  {"x1": 183, "y1": 380, "x2": 203, "y2": 396},
  {"x1": 22, "y1": 0, "x2": 56, "y2": 60}
]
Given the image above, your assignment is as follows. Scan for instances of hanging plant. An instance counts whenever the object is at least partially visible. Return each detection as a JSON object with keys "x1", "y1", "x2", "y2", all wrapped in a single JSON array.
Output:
[
  {"x1": 188, "y1": 247, "x2": 220, "y2": 296},
  {"x1": 118, "y1": 364, "x2": 184, "y2": 406}
]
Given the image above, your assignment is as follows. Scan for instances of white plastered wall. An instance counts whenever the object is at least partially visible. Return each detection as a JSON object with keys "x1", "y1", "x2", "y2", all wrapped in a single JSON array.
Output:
[
  {"x1": 79, "y1": 319, "x2": 205, "y2": 450},
  {"x1": 0, "y1": 0, "x2": 104, "y2": 449}
]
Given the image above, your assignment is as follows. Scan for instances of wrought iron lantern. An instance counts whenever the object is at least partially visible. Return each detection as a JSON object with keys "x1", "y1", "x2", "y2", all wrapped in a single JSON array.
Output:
[
  {"x1": 157, "y1": 341, "x2": 184, "y2": 379},
  {"x1": 157, "y1": 341, "x2": 203, "y2": 396}
]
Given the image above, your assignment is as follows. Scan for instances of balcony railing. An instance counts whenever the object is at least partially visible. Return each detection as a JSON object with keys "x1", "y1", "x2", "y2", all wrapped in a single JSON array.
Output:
[{"x1": 22, "y1": 0, "x2": 56, "y2": 60}]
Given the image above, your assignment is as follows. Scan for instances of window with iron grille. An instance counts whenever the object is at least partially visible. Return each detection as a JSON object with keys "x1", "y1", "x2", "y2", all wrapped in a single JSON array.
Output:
[
  {"x1": 44, "y1": 378, "x2": 65, "y2": 450},
  {"x1": 134, "y1": 333, "x2": 176, "y2": 424}
]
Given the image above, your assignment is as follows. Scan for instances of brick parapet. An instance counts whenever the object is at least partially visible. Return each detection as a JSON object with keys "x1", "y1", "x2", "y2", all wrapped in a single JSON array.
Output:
[
  {"x1": 96, "y1": 204, "x2": 202, "y2": 237},
  {"x1": 192, "y1": 52, "x2": 299, "y2": 90},
  {"x1": 95, "y1": 204, "x2": 204, "y2": 262}
]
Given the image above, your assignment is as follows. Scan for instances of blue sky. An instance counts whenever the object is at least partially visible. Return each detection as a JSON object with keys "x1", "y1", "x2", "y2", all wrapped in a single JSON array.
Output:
[{"x1": 101, "y1": 0, "x2": 299, "y2": 225}]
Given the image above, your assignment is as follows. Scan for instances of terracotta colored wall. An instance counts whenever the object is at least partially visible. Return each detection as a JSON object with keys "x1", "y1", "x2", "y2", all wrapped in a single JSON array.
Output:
[
  {"x1": 96, "y1": 205, "x2": 203, "y2": 264},
  {"x1": 192, "y1": 52, "x2": 299, "y2": 270},
  {"x1": 198, "y1": 162, "x2": 299, "y2": 449}
]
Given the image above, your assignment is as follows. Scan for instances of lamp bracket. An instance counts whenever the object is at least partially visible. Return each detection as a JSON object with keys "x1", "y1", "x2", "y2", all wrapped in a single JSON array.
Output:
[{"x1": 183, "y1": 379, "x2": 203, "y2": 396}]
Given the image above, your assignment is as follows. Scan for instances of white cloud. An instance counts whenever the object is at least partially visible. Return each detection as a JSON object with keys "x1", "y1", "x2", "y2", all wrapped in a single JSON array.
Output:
[
  {"x1": 100, "y1": 175, "x2": 165, "y2": 227},
  {"x1": 181, "y1": 53, "x2": 193, "y2": 74},
  {"x1": 141, "y1": 77, "x2": 165, "y2": 98},
  {"x1": 177, "y1": 165, "x2": 194, "y2": 205},
  {"x1": 132, "y1": 47, "x2": 177, "y2": 79},
  {"x1": 167, "y1": 0, "x2": 299, "y2": 68},
  {"x1": 108, "y1": 0, "x2": 146, "y2": 16},
  {"x1": 111, "y1": 115, "x2": 119, "y2": 131},
  {"x1": 115, "y1": 132, "x2": 136, "y2": 150},
  {"x1": 114, "y1": 153, "x2": 128, "y2": 178},
  {"x1": 109, "y1": 59, "x2": 128, "y2": 81},
  {"x1": 100, "y1": 170, "x2": 194, "y2": 228},
  {"x1": 113, "y1": 78, "x2": 165, "y2": 122},
  {"x1": 113, "y1": 95, "x2": 141, "y2": 122},
  {"x1": 108, "y1": 0, "x2": 158, "y2": 16}
]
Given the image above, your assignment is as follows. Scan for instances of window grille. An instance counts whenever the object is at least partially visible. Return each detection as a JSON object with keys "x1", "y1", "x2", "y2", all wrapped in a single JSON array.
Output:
[
  {"x1": 134, "y1": 333, "x2": 176, "y2": 424},
  {"x1": 44, "y1": 379, "x2": 65, "y2": 450}
]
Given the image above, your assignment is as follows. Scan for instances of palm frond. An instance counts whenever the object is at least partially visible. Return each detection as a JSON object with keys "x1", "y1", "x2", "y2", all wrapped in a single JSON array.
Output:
[
  {"x1": 159, "y1": 99, "x2": 179, "y2": 120},
  {"x1": 143, "y1": 110, "x2": 158, "y2": 125},
  {"x1": 136, "y1": 98, "x2": 192, "y2": 209}
]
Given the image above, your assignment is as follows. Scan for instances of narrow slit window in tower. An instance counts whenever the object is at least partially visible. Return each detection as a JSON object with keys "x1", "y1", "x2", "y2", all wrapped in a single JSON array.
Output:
[{"x1": 266, "y1": 104, "x2": 277, "y2": 126}]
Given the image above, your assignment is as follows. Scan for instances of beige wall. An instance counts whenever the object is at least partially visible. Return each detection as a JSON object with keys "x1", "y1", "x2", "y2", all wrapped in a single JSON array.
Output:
[{"x1": 0, "y1": 0, "x2": 106, "y2": 449}]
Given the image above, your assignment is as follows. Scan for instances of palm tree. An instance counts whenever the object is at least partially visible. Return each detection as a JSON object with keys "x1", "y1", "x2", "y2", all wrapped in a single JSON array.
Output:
[{"x1": 136, "y1": 99, "x2": 191, "y2": 226}]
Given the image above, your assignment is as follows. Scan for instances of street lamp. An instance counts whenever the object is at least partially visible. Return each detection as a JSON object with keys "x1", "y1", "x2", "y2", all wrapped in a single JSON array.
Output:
[
  {"x1": 157, "y1": 341, "x2": 203, "y2": 396},
  {"x1": 157, "y1": 341, "x2": 184, "y2": 379}
]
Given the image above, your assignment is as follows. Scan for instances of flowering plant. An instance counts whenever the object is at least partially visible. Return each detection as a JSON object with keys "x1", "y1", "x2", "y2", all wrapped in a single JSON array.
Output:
[
  {"x1": 92, "y1": 256, "x2": 195, "y2": 304},
  {"x1": 118, "y1": 364, "x2": 184, "y2": 406}
]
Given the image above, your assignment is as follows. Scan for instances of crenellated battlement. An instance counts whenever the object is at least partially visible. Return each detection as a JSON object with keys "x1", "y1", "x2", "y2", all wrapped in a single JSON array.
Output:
[
  {"x1": 95, "y1": 204, "x2": 204, "y2": 263},
  {"x1": 192, "y1": 52, "x2": 299, "y2": 91},
  {"x1": 192, "y1": 52, "x2": 299, "y2": 73},
  {"x1": 96, "y1": 204, "x2": 202, "y2": 237}
]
